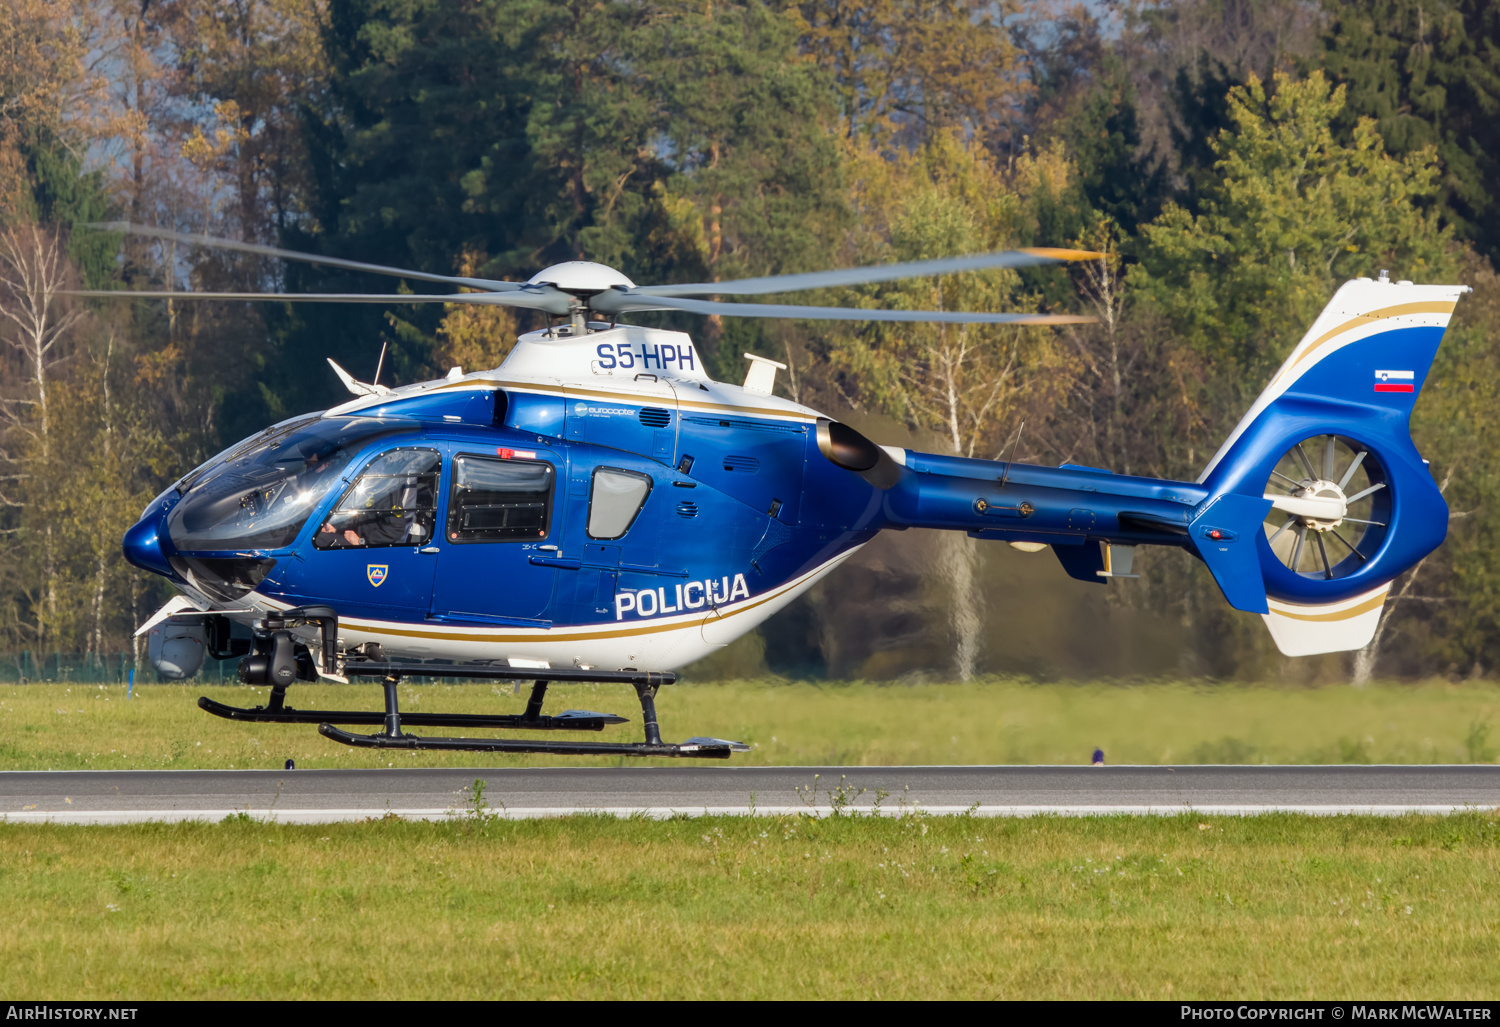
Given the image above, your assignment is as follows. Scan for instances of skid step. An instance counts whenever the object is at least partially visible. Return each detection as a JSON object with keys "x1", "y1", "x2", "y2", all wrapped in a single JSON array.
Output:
[
  {"x1": 318, "y1": 724, "x2": 752, "y2": 758},
  {"x1": 199, "y1": 696, "x2": 627, "y2": 732}
]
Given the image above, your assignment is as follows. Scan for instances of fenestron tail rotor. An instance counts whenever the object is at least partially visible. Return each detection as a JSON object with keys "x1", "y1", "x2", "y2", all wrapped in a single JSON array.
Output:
[
  {"x1": 1261, "y1": 434, "x2": 1388, "y2": 580},
  {"x1": 69, "y1": 222, "x2": 1101, "y2": 326}
]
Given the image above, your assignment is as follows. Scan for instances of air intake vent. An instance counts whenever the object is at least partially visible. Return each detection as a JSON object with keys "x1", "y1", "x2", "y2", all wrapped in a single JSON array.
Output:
[
  {"x1": 639, "y1": 407, "x2": 671, "y2": 428},
  {"x1": 675, "y1": 501, "x2": 699, "y2": 518},
  {"x1": 723, "y1": 455, "x2": 760, "y2": 473}
]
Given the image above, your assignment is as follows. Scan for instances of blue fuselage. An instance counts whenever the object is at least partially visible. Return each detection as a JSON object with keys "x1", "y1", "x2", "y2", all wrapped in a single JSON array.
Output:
[{"x1": 124, "y1": 390, "x2": 1214, "y2": 655}]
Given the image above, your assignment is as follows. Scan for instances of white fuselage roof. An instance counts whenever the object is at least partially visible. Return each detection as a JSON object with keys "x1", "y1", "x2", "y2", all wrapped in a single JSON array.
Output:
[{"x1": 328, "y1": 323, "x2": 822, "y2": 424}]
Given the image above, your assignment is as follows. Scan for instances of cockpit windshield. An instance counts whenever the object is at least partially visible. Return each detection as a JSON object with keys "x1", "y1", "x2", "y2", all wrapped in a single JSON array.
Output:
[{"x1": 166, "y1": 416, "x2": 417, "y2": 552}]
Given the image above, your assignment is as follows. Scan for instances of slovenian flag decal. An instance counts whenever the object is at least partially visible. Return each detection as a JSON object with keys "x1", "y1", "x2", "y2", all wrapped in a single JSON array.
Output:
[{"x1": 1374, "y1": 370, "x2": 1415, "y2": 394}]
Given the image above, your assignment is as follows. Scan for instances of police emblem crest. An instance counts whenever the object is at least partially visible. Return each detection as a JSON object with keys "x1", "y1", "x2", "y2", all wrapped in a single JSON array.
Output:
[{"x1": 366, "y1": 564, "x2": 389, "y2": 587}]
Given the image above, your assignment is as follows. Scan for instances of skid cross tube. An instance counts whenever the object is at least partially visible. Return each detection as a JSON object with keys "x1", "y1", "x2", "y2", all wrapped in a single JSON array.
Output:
[
  {"x1": 636, "y1": 683, "x2": 663, "y2": 745},
  {"x1": 319, "y1": 662, "x2": 746, "y2": 757},
  {"x1": 381, "y1": 674, "x2": 404, "y2": 738},
  {"x1": 523, "y1": 680, "x2": 549, "y2": 721}
]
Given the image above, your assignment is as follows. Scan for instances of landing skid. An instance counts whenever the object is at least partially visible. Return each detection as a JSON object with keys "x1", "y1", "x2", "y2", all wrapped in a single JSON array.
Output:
[
  {"x1": 205, "y1": 607, "x2": 751, "y2": 759},
  {"x1": 199, "y1": 696, "x2": 628, "y2": 732},
  {"x1": 318, "y1": 724, "x2": 748, "y2": 758}
]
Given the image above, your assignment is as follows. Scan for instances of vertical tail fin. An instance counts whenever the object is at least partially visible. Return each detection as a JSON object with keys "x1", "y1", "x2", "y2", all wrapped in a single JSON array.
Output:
[{"x1": 1192, "y1": 276, "x2": 1468, "y2": 655}]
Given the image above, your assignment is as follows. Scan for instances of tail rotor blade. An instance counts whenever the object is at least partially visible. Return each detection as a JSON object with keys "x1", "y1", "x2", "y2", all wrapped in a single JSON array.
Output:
[
  {"x1": 1293, "y1": 442, "x2": 1318, "y2": 480},
  {"x1": 1338, "y1": 450, "x2": 1369, "y2": 491},
  {"x1": 1329, "y1": 528, "x2": 1367, "y2": 561},
  {"x1": 1267, "y1": 516, "x2": 1296, "y2": 545},
  {"x1": 1346, "y1": 482, "x2": 1386, "y2": 504}
]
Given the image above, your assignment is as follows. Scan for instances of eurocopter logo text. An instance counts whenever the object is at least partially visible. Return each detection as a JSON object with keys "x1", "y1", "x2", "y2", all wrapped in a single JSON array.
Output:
[
  {"x1": 615, "y1": 575, "x2": 751, "y2": 620},
  {"x1": 573, "y1": 402, "x2": 633, "y2": 416}
]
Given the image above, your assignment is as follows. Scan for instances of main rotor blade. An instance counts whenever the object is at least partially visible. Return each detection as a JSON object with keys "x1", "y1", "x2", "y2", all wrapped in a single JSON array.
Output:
[
  {"x1": 631, "y1": 248, "x2": 1104, "y2": 298},
  {"x1": 596, "y1": 291, "x2": 1095, "y2": 325},
  {"x1": 85, "y1": 222, "x2": 526, "y2": 293},
  {"x1": 63, "y1": 288, "x2": 572, "y2": 314}
]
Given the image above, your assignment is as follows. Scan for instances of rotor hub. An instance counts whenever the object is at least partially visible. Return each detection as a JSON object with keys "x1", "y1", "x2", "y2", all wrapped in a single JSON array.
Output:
[
  {"x1": 527, "y1": 261, "x2": 636, "y2": 294},
  {"x1": 1292, "y1": 478, "x2": 1348, "y2": 532}
]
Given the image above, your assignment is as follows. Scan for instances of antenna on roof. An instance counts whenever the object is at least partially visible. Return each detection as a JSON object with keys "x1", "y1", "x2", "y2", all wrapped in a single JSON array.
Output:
[
  {"x1": 373, "y1": 341, "x2": 387, "y2": 388},
  {"x1": 999, "y1": 420, "x2": 1026, "y2": 489}
]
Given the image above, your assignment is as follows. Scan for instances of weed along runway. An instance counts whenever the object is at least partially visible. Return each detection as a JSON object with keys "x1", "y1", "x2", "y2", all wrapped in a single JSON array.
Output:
[{"x1": 1, "y1": 765, "x2": 1498, "y2": 823}]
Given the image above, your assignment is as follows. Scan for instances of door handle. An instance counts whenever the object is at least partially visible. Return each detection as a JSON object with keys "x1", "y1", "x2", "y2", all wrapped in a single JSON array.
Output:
[{"x1": 419, "y1": 546, "x2": 440, "y2": 554}]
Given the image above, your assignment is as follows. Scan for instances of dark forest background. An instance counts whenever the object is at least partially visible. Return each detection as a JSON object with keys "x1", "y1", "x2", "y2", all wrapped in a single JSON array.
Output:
[{"x1": 3, "y1": 0, "x2": 1499, "y2": 682}]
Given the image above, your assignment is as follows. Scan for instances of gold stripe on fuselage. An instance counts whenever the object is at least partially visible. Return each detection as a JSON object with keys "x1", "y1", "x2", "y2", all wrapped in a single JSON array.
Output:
[
  {"x1": 427, "y1": 377, "x2": 816, "y2": 425},
  {"x1": 264, "y1": 551, "x2": 851, "y2": 645}
]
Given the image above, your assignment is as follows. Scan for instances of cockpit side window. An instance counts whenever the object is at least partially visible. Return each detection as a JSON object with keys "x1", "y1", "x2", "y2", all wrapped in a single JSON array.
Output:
[
  {"x1": 447, "y1": 455, "x2": 553, "y2": 542},
  {"x1": 316, "y1": 448, "x2": 440, "y2": 549},
  {"x1": 587, "y1": 467, "x2": 652, "y2": 540}
]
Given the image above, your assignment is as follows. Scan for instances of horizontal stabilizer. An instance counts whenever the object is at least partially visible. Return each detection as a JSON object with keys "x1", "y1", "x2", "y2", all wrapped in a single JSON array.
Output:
[
  {"x1": 1263, "y1": 584, "x2": 1390, "y2": 656},
  {"x1": 1190, "y1": 494, "x2": 1274, "y2": 614}
]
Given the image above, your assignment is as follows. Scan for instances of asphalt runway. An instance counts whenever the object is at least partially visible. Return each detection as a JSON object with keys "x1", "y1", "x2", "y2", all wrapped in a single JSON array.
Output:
[{"x1": 1, "y1": 765, "x2": 1498, "y2": 823}]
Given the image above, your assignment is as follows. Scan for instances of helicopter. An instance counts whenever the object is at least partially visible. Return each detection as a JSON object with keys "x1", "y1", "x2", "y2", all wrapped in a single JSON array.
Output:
[{"x1": 79, "y1": 223, "x2": 1466, "y2": 758}]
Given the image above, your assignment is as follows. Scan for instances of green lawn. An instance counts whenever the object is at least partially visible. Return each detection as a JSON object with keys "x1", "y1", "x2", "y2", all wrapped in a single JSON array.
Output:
[
  {"x1": 1, "y1": 812, "x2": 1495, "y2": 999},
  {"x1": 0, "y1": 678, "x2": 1497, "y2": 770}
]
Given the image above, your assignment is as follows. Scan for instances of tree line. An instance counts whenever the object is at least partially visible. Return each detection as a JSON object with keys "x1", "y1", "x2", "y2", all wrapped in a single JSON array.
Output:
[{"x1": 1, "y1": 0, "x2": 1497, "y2": 681}]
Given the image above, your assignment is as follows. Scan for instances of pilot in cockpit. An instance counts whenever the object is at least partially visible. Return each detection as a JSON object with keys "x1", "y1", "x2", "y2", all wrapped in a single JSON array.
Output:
[{"x1": 315, "y1": 449, "x2": 439, "y2": 550}]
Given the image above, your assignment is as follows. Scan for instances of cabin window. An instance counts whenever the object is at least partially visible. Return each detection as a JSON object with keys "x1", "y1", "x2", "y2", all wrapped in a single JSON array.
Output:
[
  {"x1": 587, "y1": 467, "x2": 652, "y2": 540},
  {"x1": 447, "y1": 455, "x2": 554, "y2": 542},
  {"x1": 316, "y1": 448, "x2": 440, "y2": 549}
]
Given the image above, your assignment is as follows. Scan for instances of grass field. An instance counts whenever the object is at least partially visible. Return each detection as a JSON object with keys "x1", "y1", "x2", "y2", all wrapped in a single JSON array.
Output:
[
  {"x1": 0, "y1": 677, "x2": 1497, "y2": 770},
  {"x1": 4, "y1": 680, "x2": 1498, "y2": 999},
  {"x1": 1, "y1": 812, "x2": 1495, "y2": 999}
]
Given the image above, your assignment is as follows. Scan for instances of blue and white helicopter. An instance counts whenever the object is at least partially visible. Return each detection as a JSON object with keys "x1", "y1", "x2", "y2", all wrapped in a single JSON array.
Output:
[{"x1": 87, "y1": 224, "x2": 1466, "y2": 758}]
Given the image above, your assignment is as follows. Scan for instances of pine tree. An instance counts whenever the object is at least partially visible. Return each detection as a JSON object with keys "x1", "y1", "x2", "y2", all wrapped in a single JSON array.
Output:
[{"x1": 1318, "y1": 0, "x2": 1500, "y2": 260}]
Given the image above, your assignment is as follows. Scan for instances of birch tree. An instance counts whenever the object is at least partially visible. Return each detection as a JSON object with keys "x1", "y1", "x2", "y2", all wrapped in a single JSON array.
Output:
[
  {"x1": 0, "y1": 226, "x2": 84, "y2": 648},
  {"x1": 826, "y1": 132, "x2": 1070, "y2": 679}
]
